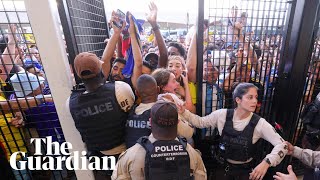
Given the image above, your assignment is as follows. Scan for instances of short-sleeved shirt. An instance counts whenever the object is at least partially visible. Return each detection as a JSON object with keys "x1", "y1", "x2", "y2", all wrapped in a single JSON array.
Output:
[{"x1": 111, "y1": 134, "x2": 207, "y2": 180}]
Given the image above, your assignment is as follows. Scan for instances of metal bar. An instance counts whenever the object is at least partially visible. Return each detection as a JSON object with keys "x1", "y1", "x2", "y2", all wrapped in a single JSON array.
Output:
[
  {"x1": 271, "y1": 0, "x2": 320, "y2": 171},
  {"x1": 196, "y1": 0, "x2": 204, "y2": 115}
]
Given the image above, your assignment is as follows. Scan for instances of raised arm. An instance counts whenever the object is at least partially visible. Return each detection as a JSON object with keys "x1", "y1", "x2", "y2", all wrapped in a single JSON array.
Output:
[
  {"x1": 182, "y1": 73, "x2": 196, "y2": 113},
  {"x1": 186, "y1": 32, "x2": 197, "y2": 83},
  {"x1": 239, "y1": 32, "x2": 258, "y2": 72},
  {"x1": 101, "y1": 11, "x2": 125, "y2": 77},
  {"x1": 116, "y1": 36, "x2": 124, "y2": 58},
  {"x1": 128, "y1": 14, "x2": 142, "y2": 90},
  {"x1": 223, "y1": 49, "x2": 244, "y2": 91},
  {"x1": 146, "y1": 2, "x2": 168, "y2": 68},
  {"x1": 1, "y1": 25, "x2": 17, "y2": 80}
]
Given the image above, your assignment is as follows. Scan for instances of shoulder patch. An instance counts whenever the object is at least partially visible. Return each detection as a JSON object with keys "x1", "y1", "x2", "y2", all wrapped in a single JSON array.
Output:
[{"x1": 278, "y1": 150, "x2": 284, "y2": 158}]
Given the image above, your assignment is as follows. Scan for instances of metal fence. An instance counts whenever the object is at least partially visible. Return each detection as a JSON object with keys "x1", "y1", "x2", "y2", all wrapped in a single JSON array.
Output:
[
  {"x1": 0, "y1": 0, "x2": 74, "y2": 179},
  {"x1": 202, "y1": 0, "x2": 289, "y2": 118},
  {"x1": 197, "y1": 0, "x2": 320, "y2": 178},
  {"x1": 57, "y1": 0, "x2": 109, "y2": 84},
  {"x1": 289, "y1": 18, "x2": 320, "y2": 176}
]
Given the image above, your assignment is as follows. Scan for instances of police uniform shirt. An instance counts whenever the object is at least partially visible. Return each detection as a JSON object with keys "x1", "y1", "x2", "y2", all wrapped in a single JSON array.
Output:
[
  {"x1": 181, "y1": 109, "x2": 288, "y2": 166},
  {"x1": 111, "y1": 134, "x2": 207, "y2": 180},
  {"x1": 66, "y1": 81, "x2": 135, "y2": 155},
  {"x1": 293, "y1": 146, "x2": 320, "y2": 168}
]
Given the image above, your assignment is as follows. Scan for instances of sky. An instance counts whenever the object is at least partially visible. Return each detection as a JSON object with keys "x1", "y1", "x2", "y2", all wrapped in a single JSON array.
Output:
[
  {"x1": 0, "y1": 0, "x2": 288, "y2": 31},
  {"x1": 103, "y1": 0, "x2": 288, "y2": 27},
  {"x1": 103, "y1": 0, "x2": 199, "y2": 24}
]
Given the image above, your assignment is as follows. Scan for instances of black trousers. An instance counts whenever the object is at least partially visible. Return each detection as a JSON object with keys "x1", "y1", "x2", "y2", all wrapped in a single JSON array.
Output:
[{"x1": 210, "y1": 162, "x2": 252, "y2": 180}]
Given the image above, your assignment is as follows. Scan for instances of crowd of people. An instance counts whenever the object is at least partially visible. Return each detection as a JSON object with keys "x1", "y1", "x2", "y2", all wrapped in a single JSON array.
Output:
[
  {"x1": 0, "y1": 1, "x2": 319, "y2": 180},
  {"x1": 0, "y1": 25, "x2": 65, "y2": 179}
]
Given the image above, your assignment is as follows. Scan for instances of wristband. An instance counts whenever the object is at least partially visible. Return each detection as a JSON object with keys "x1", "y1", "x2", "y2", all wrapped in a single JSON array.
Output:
[
  {"x1": 152, "y1": 24, "x2": 160, "y2": 31},
  {"x1": 264, "y1": 158, "x2": 271, "y2": 166}
]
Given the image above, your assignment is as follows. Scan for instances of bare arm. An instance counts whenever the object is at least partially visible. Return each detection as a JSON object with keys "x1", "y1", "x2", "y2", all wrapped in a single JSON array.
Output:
[
  {"x1": 0, "y1": 96, "x2": 53, "y2": 113},
  {"x1": 223, "y1": 50, "x2": 244, "y2": 91},
  {"x1": 186, "y1": 32, "x2": 197, "y2": 83},
  {"x1": 240, "y1": 33, "x2": 258, "y2": 72},
  {"x1": 1, "y1": 25, "x2": 17, "y2": 80},
  {"x1": 146, "y1": 2, "x2": 168, "y2": 68},
  {"x1": 116, "y1": 36, "x2": 123, "y2": 58},
  {"x1": 182, "y1": 73, "x2": 196, "y2": 113},
  {"x1": 101, "y1": 11, "x2": 125, "y2": 77},
  {"x1": 128, "y1": 14, "x2": 142, "y2": 90}
]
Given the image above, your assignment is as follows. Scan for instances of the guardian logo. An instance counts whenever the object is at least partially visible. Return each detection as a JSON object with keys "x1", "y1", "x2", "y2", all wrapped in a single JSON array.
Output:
[{"x1": 10, "y1": 137, "x2": 116, "y2": 170}]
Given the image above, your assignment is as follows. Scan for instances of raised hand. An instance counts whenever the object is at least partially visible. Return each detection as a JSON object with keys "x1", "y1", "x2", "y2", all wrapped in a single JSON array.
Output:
[
  {"x1": 128, "y1": 13, "x2": 135, "y2": 35},
  {"x1": 146, "y1": 2, "x2": 158, "y2": 27},
  {"x1": 176, "y1": 103, "x2": 186, "y2": 114}
]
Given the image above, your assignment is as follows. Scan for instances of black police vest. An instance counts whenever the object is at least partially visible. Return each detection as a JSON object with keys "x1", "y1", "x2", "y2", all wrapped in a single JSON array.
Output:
[
  {"x1": 137, "y1": 136, "x2": 192, "y2": 180},
  {"x1": 69, "y1": 83, "x2": 128, "y2": 151},
  {"x1": 221, "y1": 109, "x2": 260, "y2": 162},
  {"x1": 126, "y1": 105, "x2": 151, "y2": 148}
]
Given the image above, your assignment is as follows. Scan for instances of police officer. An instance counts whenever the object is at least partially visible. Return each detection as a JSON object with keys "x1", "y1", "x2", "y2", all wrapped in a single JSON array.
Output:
[
  {"x1": 67, "y1": 52, "x2": 135, "y2": 178},
  {"x1": 112, "y1": 101, "x2": 207, "y2": 180},
  {"x1": 126, "y1": 74, "x2": 194, "y2": 148},
  {"x1": 300, "y1": 92, "x2": 320, "y2": 179},
  {"x1": 274, "y1": 141, "x2": 320, "y2": 180},
  {"x1": 179, "y1": 83, "x2": 288, "y2": 180},
  {"x1": 125, "y1": 74, "x2": 156, "y2": 148}
]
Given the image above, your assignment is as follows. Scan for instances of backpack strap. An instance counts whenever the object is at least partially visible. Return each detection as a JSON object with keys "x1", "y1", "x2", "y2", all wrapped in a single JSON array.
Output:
[
  {"x1": 128, "y1": 104, "x2": 138, "y2": 117},
  {"x1": 137, "y1": 136, "x2": 153, "y2": 153},
  {"x1": 222, "y1": 109, "x2": 234, "y2": 136},
  {"x1": 249, "y1": 113, "x2": 260, "y2": 127},
  {"x1": 242, "y1": 113, "x2": 260, "y2": 138},
  {"x1": 226, "y1": 109, "x2": 234, "y2": 122}
]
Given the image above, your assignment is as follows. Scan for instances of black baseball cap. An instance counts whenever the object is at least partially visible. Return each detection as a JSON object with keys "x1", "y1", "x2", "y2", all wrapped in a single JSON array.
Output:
[
  {"x1": 144, "y1": 52, "x2": 159, "y2": 70},
  {"x1": 151, "y1": 101, "x2": 178, "y2": 128}
]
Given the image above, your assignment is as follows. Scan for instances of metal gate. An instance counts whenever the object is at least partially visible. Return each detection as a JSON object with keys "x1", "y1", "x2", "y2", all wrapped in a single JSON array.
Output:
[
  {"x1": 57, "y1": 0, "x2": 109, "y2": 83},
  {"x1": 197, "y1": 0, "x2": 320, "y2": 177},
  {"x1": 0, "y1": 0, "x2": 74, "y2": 179}
]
